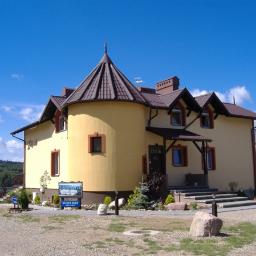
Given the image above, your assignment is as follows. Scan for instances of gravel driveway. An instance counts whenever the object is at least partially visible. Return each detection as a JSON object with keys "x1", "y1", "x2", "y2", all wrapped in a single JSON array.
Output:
[{"x1": 1, "y1": 204, "x2": 256, "y2": 255}]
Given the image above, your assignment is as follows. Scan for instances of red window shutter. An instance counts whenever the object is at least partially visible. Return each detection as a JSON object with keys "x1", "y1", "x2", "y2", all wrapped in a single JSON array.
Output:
[
  {"x1": 101, "y1": 135, "x2": 106, "y2": 153},
  {"x1": 55, "y1": 111, "x2": 61, "y2": 132},
  {"x1": 212, "y1": 148, "x2": 216, "y2": 170},
  {"x1": 88, "y1": 135, "x2": 92, "y2": 153},
  {"x1": 51, "y1": 152, "x2": 55, "y2": 176},
  {"x1": 209, "y1": 109, "x2": 214, "y2": 129},
  {"x1": 142, "y1": 154, "x2": 147, "y2": 174},
  {"x1": 183, "y1": 146, "x2": 188, "y2": 166},
  {"x1": 181, "y1": 106, "x2": 186, "y2": 126}
]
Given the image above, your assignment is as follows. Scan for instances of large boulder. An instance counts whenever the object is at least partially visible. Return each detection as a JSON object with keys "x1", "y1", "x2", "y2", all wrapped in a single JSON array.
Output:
[
  {"x1": 108, "y1": 198, "x2": 126, "y2": 209},
  {"x1": 190, "y1": 211, "x2": 223, "y2": 237},
  {"x1": 166, "y1": 202, "x2": 187, "y2": 211},
  {"x1": 97, "y1": 204, "x2": 108, "y2": 215}
]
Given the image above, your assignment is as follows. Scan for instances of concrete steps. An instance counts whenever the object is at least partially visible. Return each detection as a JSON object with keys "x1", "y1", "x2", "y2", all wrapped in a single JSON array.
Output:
[
  {"x1": 219, "y1": 200, "x2": 256, "y2": 208},
  {"x1": 170, "y1": 186, "x2": 256, "y2": 208},
  {"x1": 184, "y1": 193, "x2": 237, "y2": 200},
  {"x1": 196, "y1": 196, "x2": 248, "y2": 204}
]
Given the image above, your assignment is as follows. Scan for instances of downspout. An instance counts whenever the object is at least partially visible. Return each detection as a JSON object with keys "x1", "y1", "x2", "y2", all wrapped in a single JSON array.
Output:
[
  {"x1": 251, "y1": 121, "x2": 256, "y2": 190},
  {"x1": 11, "y1": 133, "x2": 26, "y2": 188}
]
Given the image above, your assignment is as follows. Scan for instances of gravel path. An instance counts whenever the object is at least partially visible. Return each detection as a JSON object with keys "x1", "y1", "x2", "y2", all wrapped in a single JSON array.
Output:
[{"x1": 1, "y1": 204, "x2": 256, "y2": 255}]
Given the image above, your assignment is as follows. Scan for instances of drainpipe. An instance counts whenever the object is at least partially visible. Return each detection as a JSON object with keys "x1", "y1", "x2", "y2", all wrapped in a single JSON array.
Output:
[
  {"x1": 11, "y1": 133, "x2": 26, "y2": 188},
  {"x1": 251, "y1": 122, "x2": 256, "y2": 190}
]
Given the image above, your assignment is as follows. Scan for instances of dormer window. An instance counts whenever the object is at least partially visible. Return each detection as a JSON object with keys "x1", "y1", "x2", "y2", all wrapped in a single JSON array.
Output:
[
  {"x1": 201, "y1": 107, "x2": 213, "y2": 129},
  {"x1": 170, "y1": 103, "x2": 185, "y2": 127},
  {"x1": 55, "y1": 111, "x2": 67, "y2": 133}
]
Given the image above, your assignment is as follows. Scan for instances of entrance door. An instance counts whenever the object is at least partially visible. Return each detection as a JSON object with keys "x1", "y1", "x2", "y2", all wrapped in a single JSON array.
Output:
[{"x1": 148, "y1": 145, "x2": 165, "y2": 174}]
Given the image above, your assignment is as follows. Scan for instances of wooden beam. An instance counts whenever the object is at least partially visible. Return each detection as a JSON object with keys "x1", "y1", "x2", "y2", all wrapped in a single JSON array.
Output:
[
  {"x1": 192, "y1": 141, "x2": 203, "y2": 154},
  {"x1": 166, "y1": 140, "x2": 177, "y2": 153}
]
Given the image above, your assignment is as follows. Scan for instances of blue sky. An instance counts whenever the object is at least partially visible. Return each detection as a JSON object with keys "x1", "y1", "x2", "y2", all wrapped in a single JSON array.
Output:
[{"x1": 0, "y1": 0, "x2": 256, "y2": 161}]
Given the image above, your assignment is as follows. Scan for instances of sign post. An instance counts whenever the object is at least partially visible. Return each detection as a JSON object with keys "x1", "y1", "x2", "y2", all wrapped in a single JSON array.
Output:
[
  {"x1": 12, "y1": 196, "x2": 18, "y2": 209},
  {"x1": 58, "y1": 182, "x2": 83, "y2": 209}
]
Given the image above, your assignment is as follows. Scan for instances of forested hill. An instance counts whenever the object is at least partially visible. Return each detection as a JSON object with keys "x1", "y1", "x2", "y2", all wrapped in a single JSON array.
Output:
[{"x1": 0, "y1": 160, "x2": 23, "y2": 174}]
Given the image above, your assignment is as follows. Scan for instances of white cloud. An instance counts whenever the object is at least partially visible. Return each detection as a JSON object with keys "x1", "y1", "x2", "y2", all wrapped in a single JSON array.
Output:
[
  {"x1": 228, "y1": 86, "x2": 251, "y2": 105},
  {"x1": 190, "y1": 89, "x2": 209, "y2": 97},
  {"x1": 1, "y1": 105, "x2": 12, "y2": 112},
  {"x1": 19, "y1": 105, "x2": 44, "y2": 122},
  {"x1": 0, "y1": 137, "x2": 23, "y2": 162},
  {"x1": 11, "y1": 73, "x2": 24, "y2": 81},
  {"x1": 1, "y1": 104, "x2": 44, "y2": 123},
  {"x1": 191, "y1": 86, "x2": 251, "y2": 105},
  {"x1": 134, "y1": 76, "x2": 144, "y2": 84}
]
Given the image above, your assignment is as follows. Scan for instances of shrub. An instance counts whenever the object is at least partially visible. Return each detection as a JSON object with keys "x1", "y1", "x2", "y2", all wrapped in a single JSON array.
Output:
[
  {"x1": 229, "y1": 181, "x2": 238, "y2": 192},
  {"x1": 103, "y1": 196, "x2": 112, "y2": 206},
  {"x1": 164, "y1": 194, "x2": 175, "y2": 205},
  {"x1": 189, "y1": 202, "x2": 198, "y2": 210},
  {"x1": 17, "y1": 189, "x2": 30, "y2": 209},
  {"x1": 52, "y1": 194, "x2": 60, "y2": 206},
  {"x1": 146, "y1": 172, "x2": 166, "y2": 200},
  {"x1": 34, "y1": 195, "x2": 41, "y2": 205},
  {"x1": 127, "y1": 182, "x2": 150, "y2": 209}
]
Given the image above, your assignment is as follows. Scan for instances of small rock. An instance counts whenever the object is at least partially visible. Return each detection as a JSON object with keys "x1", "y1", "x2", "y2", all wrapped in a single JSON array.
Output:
[
  {"x1": 108, "y1": 198, "x2": 126, "y2": 209},
  {"x1": 42, "y1": 201, "x2": 50, "y2": 206},
  {"x1": 97, "y1": 204, "x2": 108, "y2": 215},
  {"x1": 190, "y1": 211, "x2": 223, "y2": 237},
  {"x1": 166, "y1": 202, "x2": 187, "y2": 211}
]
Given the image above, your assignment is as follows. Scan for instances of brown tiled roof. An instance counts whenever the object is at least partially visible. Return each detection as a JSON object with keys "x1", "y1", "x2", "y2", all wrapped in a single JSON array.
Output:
[
  {"x1": 64, "y1": 52, "x2": 147, "y2": 106},
  {"x1": 195, "y1": 93, "x2": 229, "y2": 115},
  {"x1": 224, "y1": 103, "x2": 256, "y2": 119},
  {"x1": 194, "y1": 93, "x2": 213, "y2": 107},
  {"x1": 146, "y1": 127, "x2": 211, "y2": 142},
  {"x1": 142, "y1": 88, "x2": 201, "y2": 112},
  {"x1": 51, "y1": 96, "x2": 66, "y2": 109}
]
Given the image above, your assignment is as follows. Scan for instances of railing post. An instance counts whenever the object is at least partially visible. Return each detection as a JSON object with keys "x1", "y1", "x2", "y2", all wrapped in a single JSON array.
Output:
[
  {"x1": 212, "y1": 193, "x2": 217, "y2": 217},
  {"x1": 115, "y1": 191, "x2": 119, "y2": 216}
]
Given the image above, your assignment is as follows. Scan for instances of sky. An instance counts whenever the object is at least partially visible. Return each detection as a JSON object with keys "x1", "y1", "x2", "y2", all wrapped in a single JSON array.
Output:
[{"x1": 0, "y1": 0, "x2": 256, "y2": 162}]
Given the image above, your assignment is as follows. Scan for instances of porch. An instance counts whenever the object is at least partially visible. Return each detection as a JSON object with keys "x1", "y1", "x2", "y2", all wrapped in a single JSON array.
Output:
[{"x1": 146, "y1": 127, "x2": 212, "y2": 188}]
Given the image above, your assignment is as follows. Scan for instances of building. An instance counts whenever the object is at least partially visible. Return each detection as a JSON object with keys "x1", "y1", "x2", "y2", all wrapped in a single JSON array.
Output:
[{"x1": 11, "y1": 49, "x2": 256, "y2": 203}]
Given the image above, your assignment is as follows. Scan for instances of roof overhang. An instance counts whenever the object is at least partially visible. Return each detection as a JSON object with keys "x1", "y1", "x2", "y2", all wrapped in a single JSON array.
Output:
[
  {"x1": 168, "y1": 88, "x2": 201, "y2": 113},
  {"x1": 146, "y1": 126, "x2": 212, "y2": 142},
  {"x1": 202, "y1": 93, "x2": 229, "y2": 116}
]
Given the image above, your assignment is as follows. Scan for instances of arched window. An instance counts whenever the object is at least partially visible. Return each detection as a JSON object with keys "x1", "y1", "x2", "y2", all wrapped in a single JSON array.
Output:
[
  {"x1": 170, "y1": 103, "x2": 185, "y2": 127},
  {"x1": 200, "y1": 107, "x2": 214, "y2": 129}
]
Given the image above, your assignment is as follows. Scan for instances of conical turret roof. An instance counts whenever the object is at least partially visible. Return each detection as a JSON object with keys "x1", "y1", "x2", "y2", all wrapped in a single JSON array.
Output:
[{"x1": 64, "y1": 51, "x2": 147, "y2": 106}]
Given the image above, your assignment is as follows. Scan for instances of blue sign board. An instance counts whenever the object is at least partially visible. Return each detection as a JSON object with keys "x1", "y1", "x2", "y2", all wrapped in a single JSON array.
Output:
[
  {"x1": 58, "y1": 182, "x2": 83, "y2": 198},
  {"x1": 12, "y1": 196, "x2": 18, "y2": 205},
  {"x1": 61, "y1": 200, "x2": 81, "y2": 208}
]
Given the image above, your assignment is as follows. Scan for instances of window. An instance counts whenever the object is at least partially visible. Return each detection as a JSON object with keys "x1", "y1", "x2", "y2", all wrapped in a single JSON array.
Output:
[
  {"x1": 55, "y1": 111, "x2": 66, "y2": 132},
  {"x1": 200, "y1": 107, "x2": 214, "y2": 129},
  {"x1": 170, "y1": 103, "x2": 185, "y2": 126},
  {"x1": 88, "y1": 134, "x2": 106, "y2": 153},
  {"x1": 59, "y1": 115, "x2": 66, "y2": 131},
  {"x1": 172, "y1": 146, "x2": 187, "y2": 167},
  {"x1": 51, "y1": 151, "x2": 60, "y2": 176},
  {"x1": 202, "y1": 147, "x2": 216, "y2": 170}
]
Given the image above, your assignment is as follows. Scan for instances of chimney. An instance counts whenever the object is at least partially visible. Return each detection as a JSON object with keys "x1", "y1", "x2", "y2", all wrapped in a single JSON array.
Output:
[
  {"x1": 156, "y1": 76, "x2": 179, "y2": 95},
  {"x1": 62, "y1": 87, "x2": 75, "y2": 97}
]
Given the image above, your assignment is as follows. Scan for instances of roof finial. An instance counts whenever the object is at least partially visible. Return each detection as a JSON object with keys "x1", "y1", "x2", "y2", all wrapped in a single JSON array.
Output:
[
  {"x1": 104, "y1": 42, "x2": 108, "y2": 54},
  {"x1": 233, "y1": 95, "x2": 236, "y2": 105}
]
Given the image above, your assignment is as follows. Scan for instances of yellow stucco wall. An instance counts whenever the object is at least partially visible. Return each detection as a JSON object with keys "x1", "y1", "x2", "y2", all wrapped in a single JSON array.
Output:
[
  {"x1": 24, "y1": 99, "x2": 255, "y2": 193},
  {"x1": 67, "y1": 102, "x2": 146, "y2": 191},
  {"x1": 25, "y1": 121, "x2": 68, "y2": 189},
  {"x1": 148, "y1": 106, "x2": 255, "y2": 190}
]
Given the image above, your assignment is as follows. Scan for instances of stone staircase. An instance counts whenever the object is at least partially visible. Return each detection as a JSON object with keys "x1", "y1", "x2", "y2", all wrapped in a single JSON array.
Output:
[{"x1": 169, "y1": 186, "x2": 256, "y2": 208}]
